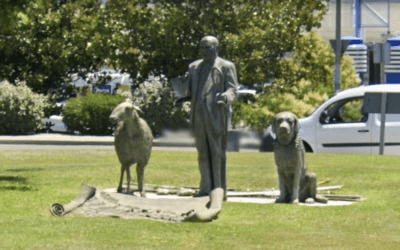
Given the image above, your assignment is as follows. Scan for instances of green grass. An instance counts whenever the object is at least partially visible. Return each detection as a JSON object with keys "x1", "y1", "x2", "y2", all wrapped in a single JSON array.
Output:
[{"x1": 1, "y1": 149, "x2": 400, "y2": 249}]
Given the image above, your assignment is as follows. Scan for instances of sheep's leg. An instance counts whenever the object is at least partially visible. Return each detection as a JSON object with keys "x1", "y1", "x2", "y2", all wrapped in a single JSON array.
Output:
[
  {"x1": 136, "y1": 163, "x2": 146, "y2": 197},
  {"x1": 126, "y1": 164, "x2": 132, "y2": 194},
  {"x1": 117, "y1": 164, "x2": 125, "y2": 193}
]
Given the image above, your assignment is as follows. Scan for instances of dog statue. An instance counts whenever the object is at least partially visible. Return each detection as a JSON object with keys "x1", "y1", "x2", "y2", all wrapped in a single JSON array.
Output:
[{"x1": 272, "y1": 111, "x2": 327, "y2": 204}]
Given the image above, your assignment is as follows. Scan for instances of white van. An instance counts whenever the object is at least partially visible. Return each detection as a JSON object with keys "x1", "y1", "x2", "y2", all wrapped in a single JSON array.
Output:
[{"x1": 262, "y1": 84, "x2": 400, "y2": 155}]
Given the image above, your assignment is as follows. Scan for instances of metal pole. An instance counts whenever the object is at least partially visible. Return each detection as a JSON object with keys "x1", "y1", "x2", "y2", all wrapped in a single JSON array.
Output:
[
  {"x1": 379, "y1": 92, "x2": 387, "y2": 155},
  {"x1": 387, "y1": 0, "x2": 390, "y2": 35},
  {"x1": 382, "y1": 0, "x2": 390, "y2": 84},
  {"x1": 355, "y1": 0, "x2": 361, "y2": 37},
  {"x1": 334, "y1": 0, "x2": 342, "y2": 93},
  {"x1": 381, "y1": 56, "x2": 386, "y2": 84}
]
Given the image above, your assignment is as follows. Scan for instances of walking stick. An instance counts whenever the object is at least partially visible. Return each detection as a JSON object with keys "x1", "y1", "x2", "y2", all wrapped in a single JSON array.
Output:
[{"x1": 212, "y1": 67, "x2": 228, "y2": 200}]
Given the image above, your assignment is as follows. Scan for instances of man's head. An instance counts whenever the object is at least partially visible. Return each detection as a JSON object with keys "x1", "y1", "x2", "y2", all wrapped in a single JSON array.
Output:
[{"x1": 200, "y1": 36, "x2": 219, "y2": 62}]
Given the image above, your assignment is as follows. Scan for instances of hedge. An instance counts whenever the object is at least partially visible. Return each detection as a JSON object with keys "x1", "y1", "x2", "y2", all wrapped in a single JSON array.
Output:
[
  {"x1": 0, "y1": 81, "x2": 48, "y2": 134},
  {"x1": 62, "y1": 93, "x2": 125, "y2": 135}
]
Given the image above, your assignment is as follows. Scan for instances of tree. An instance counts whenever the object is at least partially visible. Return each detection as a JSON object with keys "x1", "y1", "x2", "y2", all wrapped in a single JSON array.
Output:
[
  {"x1": 0, "y1": 0, "x2": 104, "y2": 93},
  {"x1": 103, "y1": 0, "x2": 328, "y2": 85},
  {"x1": 0, "y1": 0, "x2": 30, "y2": 34},
  {"x1": 0, "y1": 0, "x2": 328, "y2": 92},
  {"x1": 232, "y1": 32, "x2": 361, "y2": 131}
]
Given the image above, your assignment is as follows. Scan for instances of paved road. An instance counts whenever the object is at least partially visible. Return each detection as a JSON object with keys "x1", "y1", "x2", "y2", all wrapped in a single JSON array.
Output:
[
  {"x1": 0, "y1": 144, "x2": 261, "y2": 152},
  {"x1": 0, "y1": 131, "x2": 260, "y2": 152},
  {"x1": 0, "y1": 144, "x2": 113, "y2": 150},
  {"x1": 0, "y1": 144, "x2": 199, "y2": 151}
]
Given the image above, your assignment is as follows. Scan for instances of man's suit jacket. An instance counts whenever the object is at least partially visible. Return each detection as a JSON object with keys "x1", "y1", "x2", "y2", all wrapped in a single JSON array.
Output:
[{"x1": 187, "y1": 56, "x2": 238, "y2": 136}]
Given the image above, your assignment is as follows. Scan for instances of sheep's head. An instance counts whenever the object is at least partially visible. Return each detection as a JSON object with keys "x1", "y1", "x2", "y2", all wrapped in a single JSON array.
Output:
[{"x1": 109, "y1": 102, "x2": 141, "y2": 125}]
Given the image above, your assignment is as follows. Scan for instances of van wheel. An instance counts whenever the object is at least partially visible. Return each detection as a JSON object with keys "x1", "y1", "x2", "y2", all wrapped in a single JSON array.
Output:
[{"x1": 303, "y1": 141, "x2": 313, "y2": 153}]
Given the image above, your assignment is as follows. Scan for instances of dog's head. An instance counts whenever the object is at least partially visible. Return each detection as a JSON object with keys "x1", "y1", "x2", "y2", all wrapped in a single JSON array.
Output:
[{"x1": 272, "y1": 112, "x2": 299, "y2": 145}]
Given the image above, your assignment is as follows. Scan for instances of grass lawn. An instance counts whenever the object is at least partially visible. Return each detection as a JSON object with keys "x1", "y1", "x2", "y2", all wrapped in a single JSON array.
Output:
[{"x1": 1, "y1": 149, "x2": 400, "y2": 249}]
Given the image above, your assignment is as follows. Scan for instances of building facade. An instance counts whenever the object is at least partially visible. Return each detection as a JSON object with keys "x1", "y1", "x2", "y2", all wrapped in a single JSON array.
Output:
[{"x1": 316, "y1": 0, "x2": 400, "y2": 43}]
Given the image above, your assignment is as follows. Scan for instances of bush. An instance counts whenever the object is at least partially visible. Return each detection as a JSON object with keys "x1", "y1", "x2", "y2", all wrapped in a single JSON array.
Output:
[
  {"x1": 233, "y1": 32, "x2": 360, "y2": 131},
  {"x1": 44, "y1": 84, "x2": 80, "y2": 117},
  {"x1": 62, "y1": 93, "x2": 125, "y2": 135},
  {"x1": 0, "y1": 80, "x2": 49, "y2": 134},
  {"x1": 62, "y1": 77, "x2": 190, "y2": 136},
  {"x1": 125, "y1": 76, "x2": 190, "y2": 137}
]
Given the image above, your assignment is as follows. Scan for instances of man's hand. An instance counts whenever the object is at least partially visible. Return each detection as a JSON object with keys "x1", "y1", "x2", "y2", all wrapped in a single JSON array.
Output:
[{"x1": 216, "y1": 93, "x2": 227, "y2": 105}]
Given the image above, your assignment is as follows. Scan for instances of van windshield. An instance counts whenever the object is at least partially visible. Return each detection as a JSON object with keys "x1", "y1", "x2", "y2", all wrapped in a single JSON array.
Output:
[
  {"x1": 308, "y1": 93, "x2": 364, "y2": 118},
  {"x1": 308, "y1": 94, "x2": 337, "y2": 117}
]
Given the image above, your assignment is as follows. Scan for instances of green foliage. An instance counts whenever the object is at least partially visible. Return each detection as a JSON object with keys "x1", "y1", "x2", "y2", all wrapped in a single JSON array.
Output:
[
  {"x1": 233, "y1": 32, "x2": 361, "y2": 131},
  {"x1": 0, "y1": 0, "x2": 329, "y2": 132},
  {"x1": 44, "y1": 85, "x2": 80, "y2": 118},
  {"x1": 62, "y1": 78, "x2": 189, "y2": 136},
  {"x1": 102, "y1": 0, "x2": 328, "y2": 84},
  {"x1": 342, "y1": 98, "x2": 364, "y2": 122},
  {"x1": 0, "y1": 0, "x2": 328, "y2": 92},
  {"x1": 126, "y1": 77, "x2": 190, "y2": 136},
  {"x1": 0, "y1": 80, "x2": 48, "y2": 134},
  {"x1": 0, "y1": 0, "x2": 104, "y2": 93},
  {"x1": 62, "y1": 93, "x2": 125, "y2": 135},
  {"x1": 0, "y1": 0, "x2": 29, "y2": 34}
]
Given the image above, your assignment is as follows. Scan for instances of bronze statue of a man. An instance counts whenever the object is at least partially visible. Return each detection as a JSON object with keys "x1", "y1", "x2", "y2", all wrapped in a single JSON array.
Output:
[{"x1": 186, "y1": 35, "x2": 238, "y2": 199}]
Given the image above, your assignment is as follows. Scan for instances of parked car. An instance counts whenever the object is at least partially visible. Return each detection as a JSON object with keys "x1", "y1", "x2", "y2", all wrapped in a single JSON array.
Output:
[
  {"x1": 43, "y1": 115, "x2": 68, "y2": 133},
  {"x1": 261, "y1": 84, "x2": 400, "y2": 155}
]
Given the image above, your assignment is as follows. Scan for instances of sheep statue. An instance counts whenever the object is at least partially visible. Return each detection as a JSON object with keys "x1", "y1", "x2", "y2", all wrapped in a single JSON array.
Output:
[{"x1": 109, "y1": 101, "x2": 153, "y2": 197}]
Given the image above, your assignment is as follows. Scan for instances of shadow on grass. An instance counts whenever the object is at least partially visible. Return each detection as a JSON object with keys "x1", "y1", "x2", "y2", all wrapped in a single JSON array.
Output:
[
  {"x1": 0, "y1": 176, "x2": 28, "y2": 183},
  {"x1": 6, "y1": 168, "x2": 44, "y2": 173},
  {"x1": 0, "y1": 176, "x2": 34, "y2": 191},
  {"x1": 0, "y1": 186, "x2": 33, "y2": 191}
]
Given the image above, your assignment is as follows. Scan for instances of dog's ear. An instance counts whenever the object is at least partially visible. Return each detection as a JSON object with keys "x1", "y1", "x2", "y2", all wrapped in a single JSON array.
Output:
[
  {"x1": 132, "y1": 105, "x2": 142, "y2": 113},
  {"x1": 124, "y1": 105, "x2": 133, "y2": 116},
  {"x1": 271, "y1": 115, "x2": 277, "y2": 134},
  {"x1": 293, "y1": 115, "x2": 299, "y2": 134},
  {"x1": 125, "y1": 104, "x2": 141, "y2": 118}
]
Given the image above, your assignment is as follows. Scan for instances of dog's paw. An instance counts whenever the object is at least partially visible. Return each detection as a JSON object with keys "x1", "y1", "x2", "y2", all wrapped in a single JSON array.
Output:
[{"x1": 305, "y1": 198, "x2": 315, "y2": 204}]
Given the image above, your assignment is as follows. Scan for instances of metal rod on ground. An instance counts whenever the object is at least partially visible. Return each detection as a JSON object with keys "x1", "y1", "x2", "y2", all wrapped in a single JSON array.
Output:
[
  {"x1": 323, "y1": 195, "x2": 364, "y2": 202},
  {"x1": 226, "y1": 186, "x2": 343, "y2": 198},
  {"x1": 317, "y1": 179, "x2": 331, "y2": 185}
]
